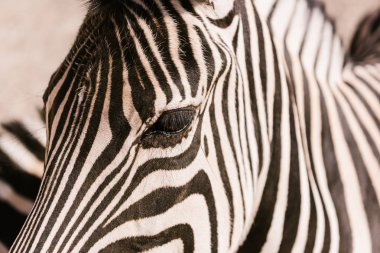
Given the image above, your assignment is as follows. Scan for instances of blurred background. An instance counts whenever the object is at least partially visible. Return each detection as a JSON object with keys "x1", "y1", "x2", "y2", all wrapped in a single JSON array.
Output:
[
  {"x1": 0, "y1": 0, "x2": 85, "y2": 122},
  {"x1": 0, "y1": 0, "x2": 379, "y2": 122}
]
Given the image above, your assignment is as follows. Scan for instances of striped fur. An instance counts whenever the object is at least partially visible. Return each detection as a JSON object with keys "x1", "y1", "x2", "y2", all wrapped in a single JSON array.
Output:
[
  {"x1": 1, "y1": 0, "x2": 379, "y2": 252},
  {"x1": 0, "y1": 112, "x2": 44, "y2": 251}
]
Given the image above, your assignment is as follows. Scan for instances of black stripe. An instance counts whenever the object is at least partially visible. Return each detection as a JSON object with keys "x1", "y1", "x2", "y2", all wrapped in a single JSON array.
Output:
[
  {"x1": 0, "y1": 201, "x2": 28, "y2": 248},
  {"x1": 368, "y1": 70, "x2": 380, "y2": 84},
  {"x1": 209, "y1": 94, "x2": 234, "y2": 247},
  {"x1": 27, "y1": 59, "x2": 103, "y2": 252},
  {"x1": 239, "y1": 38, "x2": 283, "y2": 252},
  {"x1": 124, "y1": 4, "x2": 173, "y2": 103},
  {"x1": 353, "y1": 67, "x2": 380, "y2": 95},
  {"x1": 235, "y1": 2, "x2": 263, "y2": 177},
  {"x1": 66, "y1": 106, "x2": 205, "y2": 251},
  {"x1": 94, "y1": 171, "x2": 215, "y2": 253},
  {"x1": 305, "y1": 183, "x2": 317, "y2": 252},
  {"x1": 221, "y1": 53, "x2": 246, "y2": 225},
  {"x1": 297, "y1": 7, "x2": 317, "y2": 251},
  {"x1": 48, "y1": 62, "x2": 93, "y2": 151},
  {"x1": 140, "y1": 0, "x2": 186, "y2": 97},
  {"x1": 195, "y1": 27, "x2": 215, "y2": 92},
  {"x1": 161, "y1": 0, "x2": 200, "y2": 97},
  {"x1": 234, "y1": 74, "x2": 248, "y2": 224},
  {"x1": 42, "y1": 15, "x2": 102, "y2": 104},
  {"x1": 319, "y1": 93, "x2": 352, "y2": 252},
  {"x1": 48, "y1": 20, "x2": 133, "y2": 250},
  {"x1": 335, "y1": 95, "x2": 380, "y2": 253},
  {"x1": 47, "y1": 39, "x2": 97, "y2": 137},
  {"x1": 278, "y1": 101, "x2": 301, "y2": 252},
  {"x1": 338, "y1": 86, "x2": 380, "y2": 166},
  {"x1": 353, "y1": 69, "x2": 380, "y2": 101},
  {"x1": 253, "y1": 7, "x2": 268, "y2": 126},
  {"x1": 208, "y1": 8, "x2": 236, "y2": 28},
  {"x1": 314, "y1": 22, "x2": 331, "y2": 253},
  {"x1": 0, "y1": 149, "x2": 40, "y2": 200},
  {"x1": 115, "y1": 14, "x2": 156, "y2": 121},
  {"x1": 344, "y1": 82, "x2": 380, "y2": 129},
  {"x1": 2, "y1": 122, "x2": 45, "y2": 161},
  {"x1": 99, "y1": 224, "x2": 194, "y2": 253}
]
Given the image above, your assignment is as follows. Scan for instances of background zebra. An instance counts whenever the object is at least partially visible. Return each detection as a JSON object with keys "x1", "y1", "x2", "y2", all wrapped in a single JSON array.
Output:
[
  {"x1": 0, "y1": 0, "x2": 379, "y2": 252},
  {"x1": 0, "y1": 112, "x2": 44, "y2": 251}
]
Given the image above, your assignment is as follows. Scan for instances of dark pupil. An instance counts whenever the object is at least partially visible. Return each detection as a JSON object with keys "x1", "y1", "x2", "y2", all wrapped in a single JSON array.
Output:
[{"x1": 150, "y1": 109, "x2": 195, "y2": 134}]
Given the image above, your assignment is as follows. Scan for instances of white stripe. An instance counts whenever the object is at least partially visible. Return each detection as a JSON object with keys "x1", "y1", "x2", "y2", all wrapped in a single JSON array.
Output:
[
  {"x1": 328, "y1": 36, "x2": 344, "y2": 87},
  {"x1": 284, "y1": 3, "x2": 313, "y2": 252},
  {"x1": 317, "y1": 51, "x2": 372, "y2": 253},
  {"x1": 142, "y1": 239, "x2": 184, "y2": 253},
  {"x1": 129, "y1": 12, "x2": 182, "y2": 105},
  {"x1": 87, "y1": 195, "x2": 212, "y2": 253},
  {"x1": 105, "y1": 166, "x2": 202, "y2": 226},
  {"x1": 344, "y1": 70, "x2": 380, "y2": 119},
  {"x1": 334, "y1": 87, "x2": 380, "y2": 208},
  {"x1": 314, "y1": 22, "x2": 341, "y2": 253},
  {"x1": 235, "y1": 19, "x2": 258, "y2": 238},
  {"x1": 339, "y1": 83, "x2": 380, "y2": 157},
  {"x1": 0, "y1": 134, "x2": 43, "y2": 178},
  {"x1": 125, "y1": 19, "x2": 167, "y2": 112},
  {"x1": 354, "y1": 65, "x2": 380, "y2": 95},
  {"x1": 301, "y1": 9, "x2": 327, "y2": 253},
  {"x1": 291, "y1": 113, "x2": 311, "y2": 253},
  {"x1": 247, "y1": 0, "x2": 271, "y2": 217},
  {"x1": 156, "y1": 1, "x2": 192, "y2": 98},
  {"x1": 261, "y1": 64, "x2": 291, "y2": 252},
  {"x1": 212, "y1": 42, "x2": 243, "y2": 250},
  {"x1": 22, "y1": 115, "x2": 46, "y2": 147},
  {"x1": 32, "y1": 63, "x2": 104, "y2": 252},
  {"x1": 45, "y1": 58, "x2": 116, "y2": 252}
]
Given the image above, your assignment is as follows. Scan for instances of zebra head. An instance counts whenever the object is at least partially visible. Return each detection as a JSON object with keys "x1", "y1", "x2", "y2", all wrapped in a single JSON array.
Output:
[{"x1": 12, "y1": 0, "x2": 282, "y2": 252}]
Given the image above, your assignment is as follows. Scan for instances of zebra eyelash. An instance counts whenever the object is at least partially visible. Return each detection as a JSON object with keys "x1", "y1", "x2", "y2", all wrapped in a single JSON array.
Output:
[
  {"x1": 149, "y1": 109, "x2": 195, "y2": 135},
  {"x1": 141, "y1": 108, "x2": 196, "y2": 149}
]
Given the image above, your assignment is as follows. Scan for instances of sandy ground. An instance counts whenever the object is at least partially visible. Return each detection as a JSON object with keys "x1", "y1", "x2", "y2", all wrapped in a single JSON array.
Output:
[{"x1": 0, "y1": 0, "x2": 379, "y2": 122}]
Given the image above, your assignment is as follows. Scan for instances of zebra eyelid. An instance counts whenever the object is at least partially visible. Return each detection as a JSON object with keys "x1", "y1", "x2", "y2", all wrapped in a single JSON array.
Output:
[{"x1": 142, "y1": 107, "x2": 196, "y2": 139}]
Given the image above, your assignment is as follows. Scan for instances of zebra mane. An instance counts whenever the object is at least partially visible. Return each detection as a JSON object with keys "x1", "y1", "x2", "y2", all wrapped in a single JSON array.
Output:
[{"x1": 86, "y1": 0, "x2": 214, "y2": 13}]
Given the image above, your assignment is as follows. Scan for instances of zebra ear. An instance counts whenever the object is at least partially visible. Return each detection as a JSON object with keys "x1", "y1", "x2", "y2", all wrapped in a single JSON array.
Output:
[
  {"x1": 193, "y1": 0, "x2": 235, "y2": 19},
  {"x1": 85, "y1": 0, "x2": 124, "y2": 14},
  {"x1": 348, "y1": 8, "x2": 380, "y2": 64},
  {"x1": 200, "y1": 0, "x2": 215, "y2": 9}
]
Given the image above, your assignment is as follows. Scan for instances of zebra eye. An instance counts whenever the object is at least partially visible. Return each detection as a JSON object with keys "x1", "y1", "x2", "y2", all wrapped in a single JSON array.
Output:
[
  {"x1": 141, "y1": 108, "x2": 196, "y2": 148},
  {"x1": 149, "y1": 109, "x2": 195, "y2": 135}
]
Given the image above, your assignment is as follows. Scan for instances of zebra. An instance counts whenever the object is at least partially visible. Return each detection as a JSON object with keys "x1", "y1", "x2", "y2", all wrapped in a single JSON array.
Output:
[
  {"x1": 0, "y1": 111, "x2": 44, "y2": 251},
  {"x1": 1, "y1": 0, "x2": 379, "y2": 252}
]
